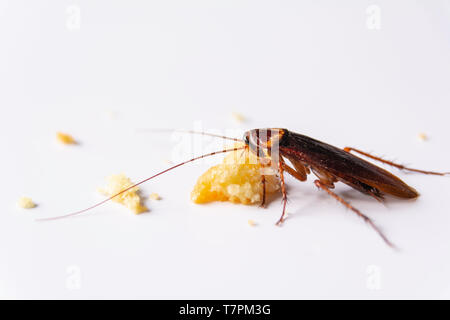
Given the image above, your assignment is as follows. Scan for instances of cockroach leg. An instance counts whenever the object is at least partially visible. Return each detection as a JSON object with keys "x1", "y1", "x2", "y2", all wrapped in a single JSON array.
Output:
[
  {"x1": 256, "y1": 157, "x2": 271, "y2": 207},
  {"x1": 344, "y1": 147, "x2": 450, "y2": 176},
  {"x1": 311, "y1": 168, "x2": 336, "y2": 188},
  {"x1": 314, "y1": 179, "x2": 395, "y2": 248},
  {"x1": 276, "y1": 158, "x2": 288, "y2": 226},
  {"x1": 282, "y1": 162, "x2": 307, "y2": 182},
  {"x1": 260, "y1": 172, "x2": 267, "y2": 207},
  {"x1": 287, "y1": 157, "x2": 310, "y2": 176}
]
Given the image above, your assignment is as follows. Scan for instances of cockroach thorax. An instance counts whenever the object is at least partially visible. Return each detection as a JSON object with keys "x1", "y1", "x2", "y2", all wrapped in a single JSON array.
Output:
[{"x1": 244, "y1": 128, "x2": 286, "y2": 158}]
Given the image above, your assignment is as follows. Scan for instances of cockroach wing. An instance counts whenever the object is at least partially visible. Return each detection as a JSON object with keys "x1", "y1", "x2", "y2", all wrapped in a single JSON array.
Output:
[{"x1": 279, "y1": 131, "x2": 419, "y2": 199}]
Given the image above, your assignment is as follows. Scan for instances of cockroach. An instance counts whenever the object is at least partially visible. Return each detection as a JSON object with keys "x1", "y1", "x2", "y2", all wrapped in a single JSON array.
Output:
[{"x1": 39, "y1": 128, "x2": 449, "y2": 248}]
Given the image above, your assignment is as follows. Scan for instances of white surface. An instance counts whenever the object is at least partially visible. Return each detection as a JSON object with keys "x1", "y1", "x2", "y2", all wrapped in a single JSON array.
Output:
[{"x1": 1, "y1": 0, "x2": 450, "y2": 299}]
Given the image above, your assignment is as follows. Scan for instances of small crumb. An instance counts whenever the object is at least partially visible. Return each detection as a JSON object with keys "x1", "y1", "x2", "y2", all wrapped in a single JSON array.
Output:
[
  {"x1": 418, "y1": 133, "x2": 428, "y2": 141},
  {"x1": 98, "y1": 174, "x2": 148, "y2": 214},
  {"x1": 248, "y1": 219, "x2": 257, "y2": 227},
  {"x1": 149, "y1": 193, "x2": 161, "y2": 201},
  {"x1": 57, "y1": 132, "x2": 77, "y2": 145},
  {"x1": 232, "y1": 112, "x2": 245, "y2": 123},
  {"x1": 17, "y1": 197, "x2": 36, "y2": 209}
]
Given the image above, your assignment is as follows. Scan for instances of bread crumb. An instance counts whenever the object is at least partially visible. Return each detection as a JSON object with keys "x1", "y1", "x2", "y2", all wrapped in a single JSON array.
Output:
[
  {"x1": 248, "y1": 219, "x2": 257, "y2": 226},
  {"x1": 98, "y1": 174, "x2": 148, "y2": 214},
  {"x1": 191, "y1": 142, "x2": 280, "y2": 205},
  {"x1": 232, "y1": 112, "x2": 245, "y2": 123},
  {"x1": 57, "y1": 132, "x2": 77, "y2": 145},
  {"x1": 418, "y1": 133, "x2": 428, "y2": 141},
  {"x1": 17, "y1": 197, "x2": 36, "y2": 209},
  {"x1": 149, "y1": 193, "x2": 161, "y2": 200}
]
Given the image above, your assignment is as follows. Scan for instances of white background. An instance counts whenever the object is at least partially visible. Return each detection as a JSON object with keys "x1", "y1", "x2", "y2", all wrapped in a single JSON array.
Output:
[{"x1": 1, "y1": 0, "x2": 450, "y2": 299}]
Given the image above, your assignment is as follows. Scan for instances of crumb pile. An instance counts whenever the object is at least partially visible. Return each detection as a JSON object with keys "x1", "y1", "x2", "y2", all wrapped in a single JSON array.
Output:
[
  {"x1": 98, "y1": 174, "x2": 148, "y2": 214},
  {"x1": 191, "y1": 143, "x2": 280, "y2": 205}
]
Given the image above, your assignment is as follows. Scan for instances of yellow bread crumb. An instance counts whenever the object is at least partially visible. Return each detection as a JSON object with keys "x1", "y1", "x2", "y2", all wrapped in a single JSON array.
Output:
[
  {"x1": 98, "y1": 174, "x2": 148, "y2": 214},
  {"x1": 418, "y1": 133, "x2": 428, "y2": 141},
  {"x1": 56, "y1": 132, "x2": 77, "y2": 145},
  {"x1": 232, "y1": 112, "x2": 245, "y2": 123},
  {"x1": 149, "y1": 193, "x2": 161, "y2": 200},
  {"x1": 191, "y1": 143, "x2": 280, "y2": 205},
  {"x1": 248, "y1": 219, "x2": 257, "y2": 226},
  {"x1": 18, "y1": 197, "x2": 36, "y2": 209}
]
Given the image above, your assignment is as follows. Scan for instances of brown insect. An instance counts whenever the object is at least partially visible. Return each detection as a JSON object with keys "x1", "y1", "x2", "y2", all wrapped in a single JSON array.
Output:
[{"x1": 40, "y1": 128, "x2": 449, "y2": 248}]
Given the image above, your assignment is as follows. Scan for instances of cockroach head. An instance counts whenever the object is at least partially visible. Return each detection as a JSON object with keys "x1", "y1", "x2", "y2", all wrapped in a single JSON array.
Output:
[{"x1": 243, "y1": 128, "x2": 286, "y2": 157}]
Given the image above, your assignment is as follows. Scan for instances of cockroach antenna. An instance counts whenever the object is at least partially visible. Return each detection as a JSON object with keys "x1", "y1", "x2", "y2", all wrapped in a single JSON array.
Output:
[
  {"x1": 136, "y1": 128, "x2": 242, "y2": 142},
  {"x1": 37, "y1": 146, "x2": 246, "y2": 221}
]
